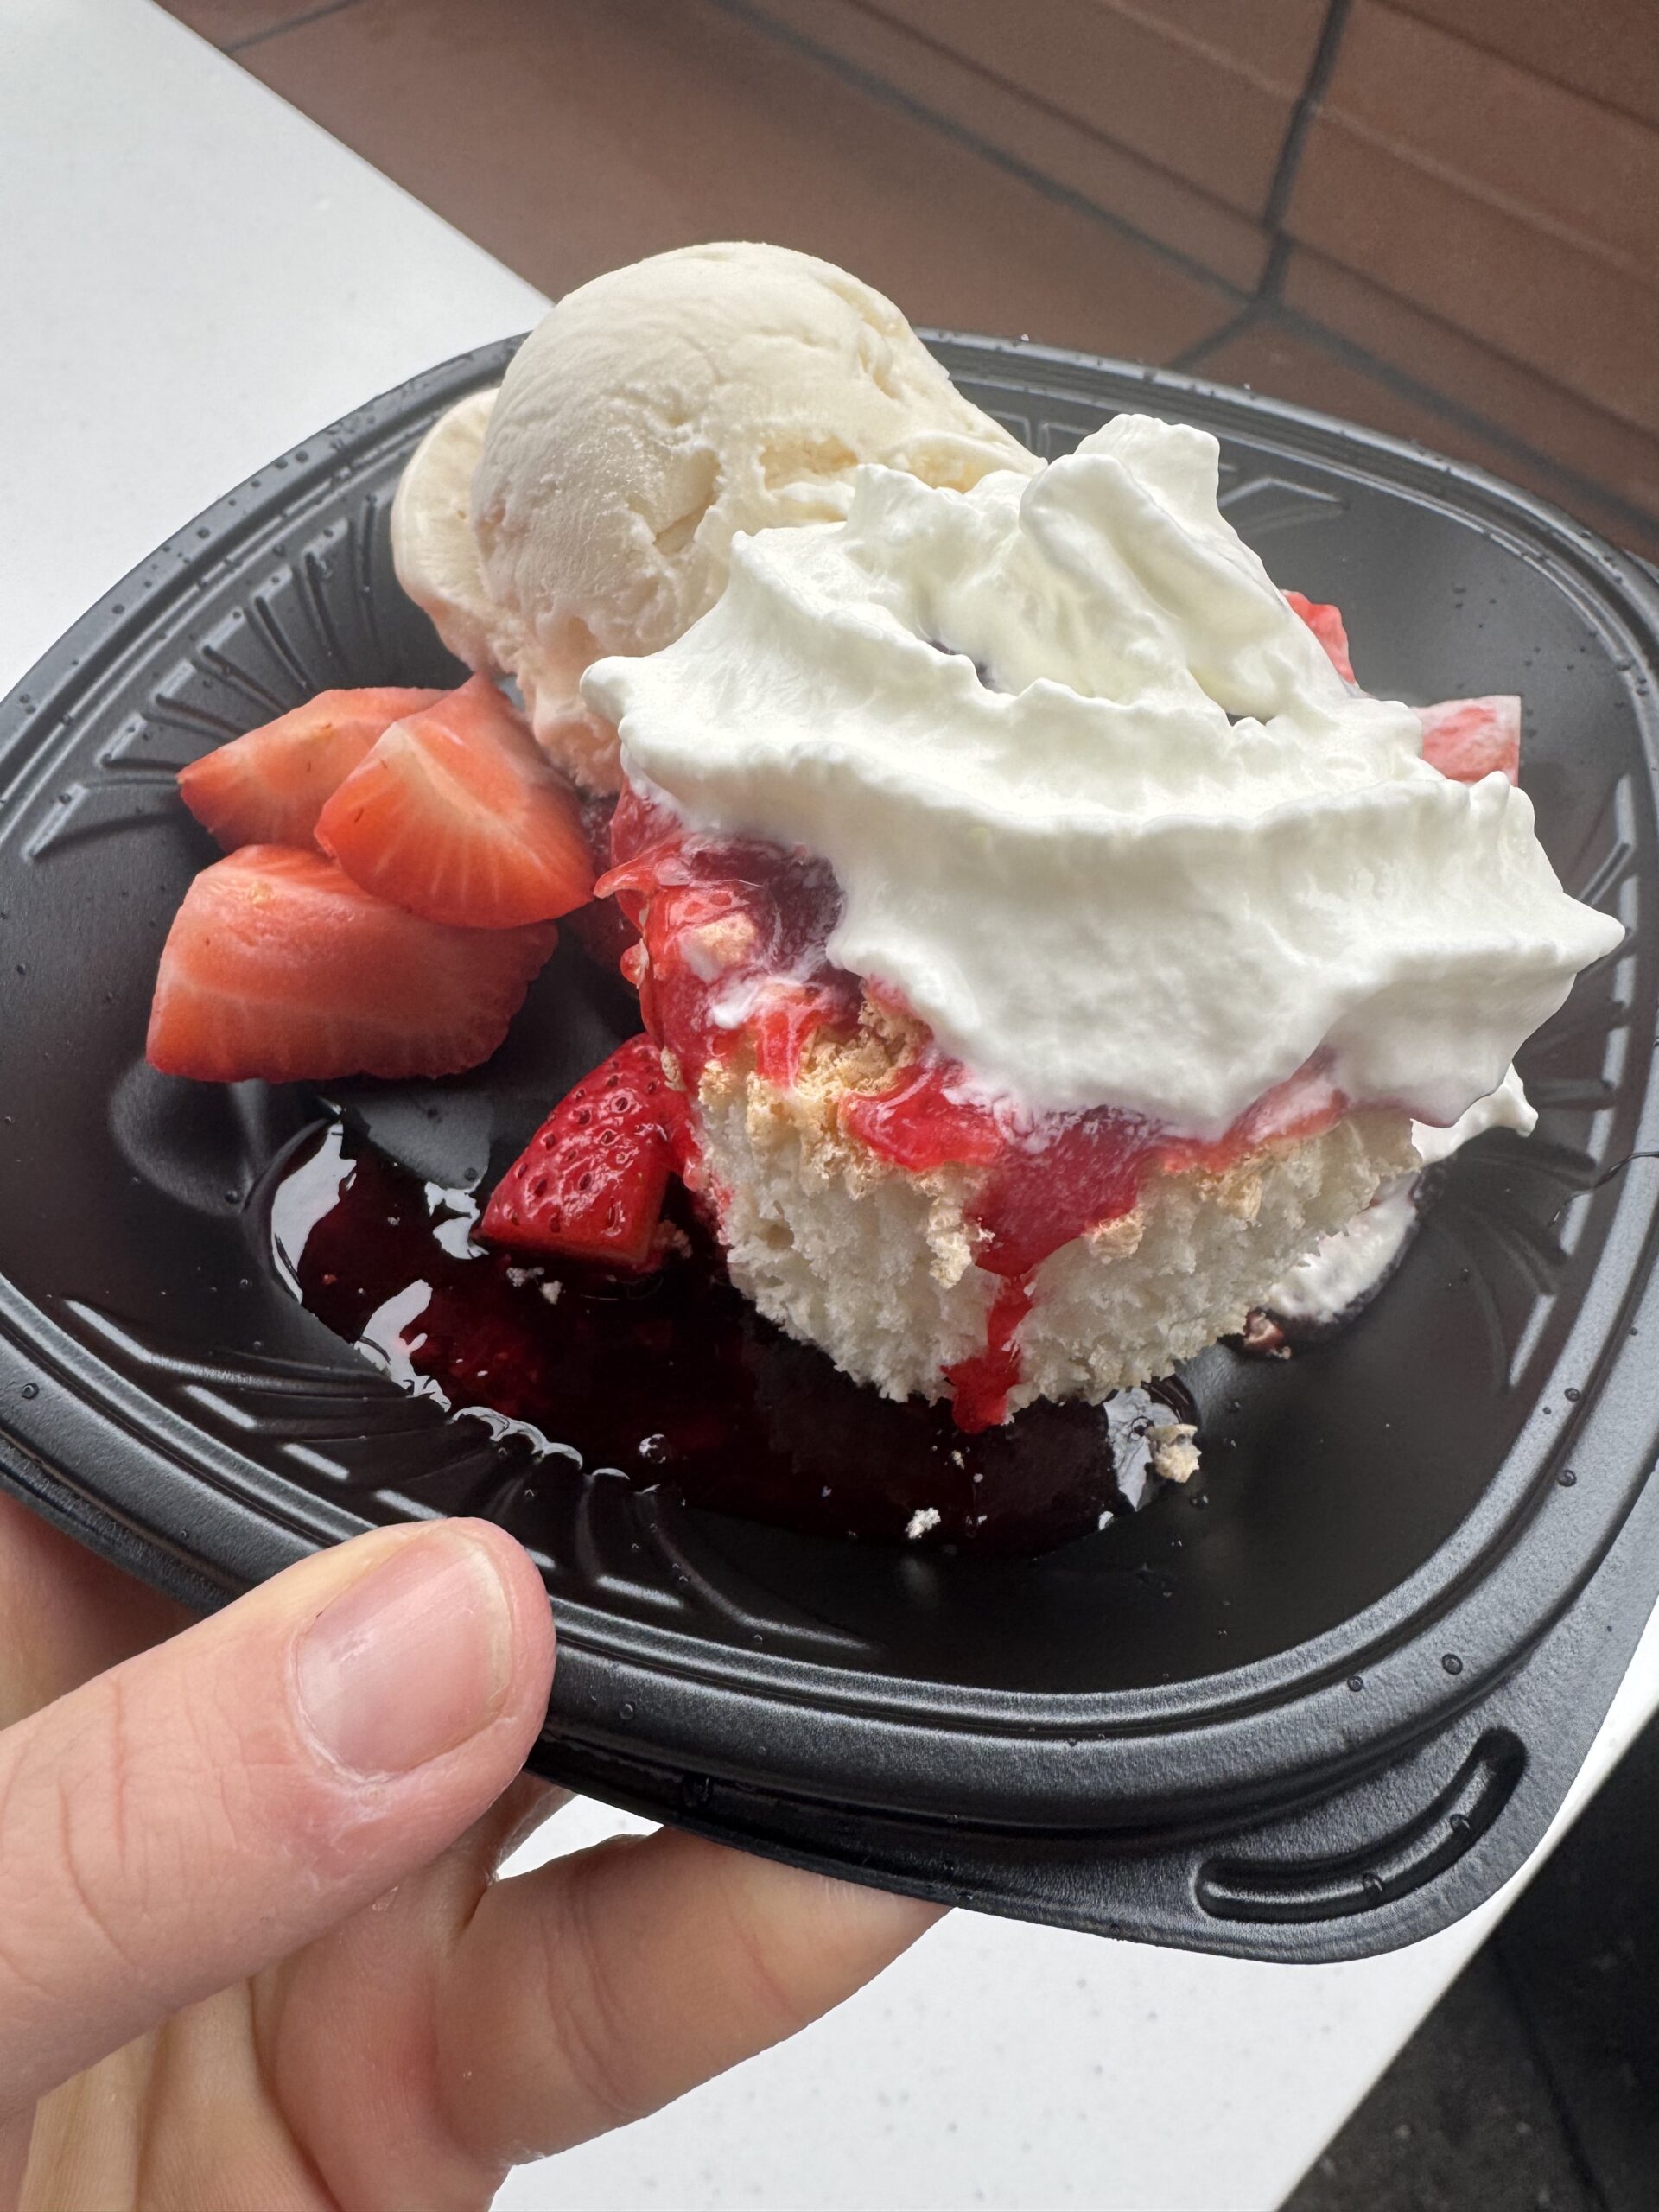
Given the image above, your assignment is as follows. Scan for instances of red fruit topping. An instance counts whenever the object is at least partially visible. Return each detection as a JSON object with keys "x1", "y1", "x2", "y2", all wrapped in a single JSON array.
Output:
[
  {"x1": 317, "y1": 675, "x2": 595, "y2": 928},
  {"x1": 844, "y1": 1049, "x2": 1344, "y2": 1424},
  {"x1": 480, "y1": 1035, "x2": 690, "y2": 1271},
  {"x1": 559, "y1": 791, "x2": 639, "y2": 973},
  {"x1": 146, "y1": 845, "x2": 556, "y2": 1084},
  {"x1": 600, "y1": 795, "x2": 860, "y2": 1090},
  {"x1": 177, "y1": 687, "x2": 442, "y2": 849},
  {"x1": 1417, "y1": 695, "x2": 1522, "y2": 786},
  {"x1": 1285, "y1": 590, "x2": 1356, "y2": 685},
  {"x1": 946, "y1": 1279, "x2": 1034, "y2": 1434},
  {"x1": 845, "y1": 1051, "x2": 1341, "y2": 1281},
  {"x1": 565, "y1": 896, "x2": 640, "y2": 976},
  {"x1": 839, "y1": 1056, "x2": 1007, "y2": 1177},
  {"x1": 604, "y1": 780, "x2": 1353, "y2": 1426}
]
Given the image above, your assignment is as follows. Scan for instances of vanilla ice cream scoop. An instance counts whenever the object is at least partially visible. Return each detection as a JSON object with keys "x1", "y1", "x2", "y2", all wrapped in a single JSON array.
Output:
[
  {"x1": 391, "y1": 242, "x2": 1035, "y2": 791},
  {"x1": 391, "y1": 388, "x2": 500, "y2": 674}
]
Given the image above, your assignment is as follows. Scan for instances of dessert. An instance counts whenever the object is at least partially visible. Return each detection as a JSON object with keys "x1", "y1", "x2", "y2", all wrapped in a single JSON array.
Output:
[
  {"x1": 392, "y1": 241, "x2": 1033, "y2": 791},
  {"x1": 146, "y1": 845, "x2": 557, "y2": 1084},
  {"x1": 578, "y1": 416, "x2": 1618, "y2": 1426},
  {"x1": 177, "y1": 687, "x2": 442, "y2": 848},
  {"x1": 312, "y1": 676, "x2": 593, "y2": 929},
  {"x1": 148, "y1": 243, "x2": 1624, "y2": 1467}
]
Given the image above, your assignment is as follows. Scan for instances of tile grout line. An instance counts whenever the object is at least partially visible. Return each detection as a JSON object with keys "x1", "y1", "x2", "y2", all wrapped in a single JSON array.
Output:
[
  {"x1": 1180, "y1": 290, "x2": 1659, "y2": 548},
  {"x1": 1166, "y1": 302, "x2": 1265, "y2": 373},
  {"x1": 1269, "y1": 300, "x2": 1659, "y2": 545},
  {"x1": 1259, "y1": 0, "x2": 1354, "y2": 259},
  {"x1": 203, "y1": 0, "x2": 1654, "y2": 545},
  {"x1": 709, "y1": 0, "x2": 1654, "y2": 543},
  {"x1": 225, "y1": 0, "x2": 362, "y2": 57},
  {"x1": 701, "y1": 0, "x2": 1250, "y2": 312}
]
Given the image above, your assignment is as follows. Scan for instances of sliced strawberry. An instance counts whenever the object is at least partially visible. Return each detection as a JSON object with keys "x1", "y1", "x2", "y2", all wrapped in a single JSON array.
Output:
[
  {"x1": 1417, "y1": 695, "x2": 1522, "y2": 785},
  {"x1": 316, "y1": 676, "x2": 594, "y2": 928},
  {"x1": 480, "y1": 1035, "x2": 688, "y2": 1270},
  {"x1": 147, "y1": 845, "x2": 556, "y2": 1084},
  {"x1": 178, "y1": 688, "x2": 442, "y2": 850},
  {"x1": 1285, "y1": 590, "x2": 1356, "y2": 685}
]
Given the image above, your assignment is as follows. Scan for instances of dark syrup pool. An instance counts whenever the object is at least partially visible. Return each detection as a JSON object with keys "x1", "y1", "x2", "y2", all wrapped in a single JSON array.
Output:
[{"x1": 270, "y1": 1121, "x2": 1198, "y2": 1554}]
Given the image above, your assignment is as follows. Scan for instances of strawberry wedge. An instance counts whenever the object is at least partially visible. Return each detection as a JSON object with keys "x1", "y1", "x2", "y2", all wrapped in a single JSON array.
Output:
[
  {"x1": 317, "y1": 675, "x2": 594, "y2": 929},
  {"x1": 1284, "y1": 591, "x2": 1356, "y2": 685},
  {"x1": 147, "y1": 846, "x2": 556, "y2": 1084},
  {"x1": 480, "y1": 1035, "x2": 687, "y2": 1269},
  {"x1": 1417, "y1": 695, "x2": 1522, "y2": 785},
  {"x1": 178, "y1": 687, "x2": 442, "y2": 849},
  {"x1": 1286, "y1": 588, "x2": 1522, "y2": 785}
]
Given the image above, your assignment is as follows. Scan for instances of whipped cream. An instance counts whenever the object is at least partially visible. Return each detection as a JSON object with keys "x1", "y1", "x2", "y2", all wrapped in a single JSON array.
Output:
[{"x1": 585, "y1": 415, "x2": 1622, "y2": 1135}]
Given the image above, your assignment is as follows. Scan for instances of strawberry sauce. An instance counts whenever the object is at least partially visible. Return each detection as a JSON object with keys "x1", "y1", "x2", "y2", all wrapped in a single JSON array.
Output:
[
  {"x1": 601, "y1": 786, "x2": 861, "y2": 1091},
  {"x1": 601, "y1": 788, "x2": 1346, "y2": 1428},
  {"x1": 273, "y1": 1121, "x2": 1198, "y2": 1554}
]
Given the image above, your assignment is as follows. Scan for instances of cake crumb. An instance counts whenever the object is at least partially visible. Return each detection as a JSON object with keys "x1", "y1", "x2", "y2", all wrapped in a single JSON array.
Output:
[
  {"x1": 1238, "y1": 1307, "x2": 1292, "y2": 1357},
  {"x1": 1147, "y1": 1422, "x2": 1201, "y2": 1484},
  {"x1": 538, "y1": 1280, "x2": 563, "y2": 1307},
  {"x1": 905, "y1": 1506, "x2": 942, "y2": 1540}
]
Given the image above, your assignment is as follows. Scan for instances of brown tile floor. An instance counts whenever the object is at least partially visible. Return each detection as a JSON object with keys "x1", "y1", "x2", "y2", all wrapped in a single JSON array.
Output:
[
  {"x1": 1178, "y1": 311, "x2": 1659, "y2": 559},
  {"x1": 202, "y1": 0, "x2": 1234, "y2": 364},
  {"x1": 1281, "y1": 249, "x2": 1659, "y2": 524},
  {"x1": 162, "y1": 0, "x2": 1659, "y2": 558}
]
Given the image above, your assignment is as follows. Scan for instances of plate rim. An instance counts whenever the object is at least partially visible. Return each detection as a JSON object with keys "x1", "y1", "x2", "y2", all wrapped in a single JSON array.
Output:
[{"x1": 3, "y1": 334, "x2": 1658, "y2": 1833}]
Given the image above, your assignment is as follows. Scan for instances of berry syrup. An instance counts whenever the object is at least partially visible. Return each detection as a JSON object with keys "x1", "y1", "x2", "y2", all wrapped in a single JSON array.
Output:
[
  {"x1": 601, "y1": 787, "x2": 1346, "y2": 1427},
  {"x1": 272, "y1": 1120, "x2": 1198, "y2": 1554}
]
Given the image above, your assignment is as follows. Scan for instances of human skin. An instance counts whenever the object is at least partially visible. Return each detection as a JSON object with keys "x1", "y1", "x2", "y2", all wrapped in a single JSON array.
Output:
[{"x1": 0, "y1": 1494, "x2": 938, "y2": 2208}]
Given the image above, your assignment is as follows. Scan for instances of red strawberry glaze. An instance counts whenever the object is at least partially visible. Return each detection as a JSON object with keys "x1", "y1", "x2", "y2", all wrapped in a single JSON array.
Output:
[
  {"x1": 846, "y1": 1045, "x2": 1344, "y2": 1428},
  {"x1": 601, "y1": 785, "x2": 1349, "y2": 1433},
  {"x1": 276, "y1": 1122, "x2": 1201, "y2": 1554},
  {"x1": 601, "y1": 785, "x2": 861, "y2": 1089},
  {"x1": 947, "y1": 1278, "x2": 1035, "y2": 1434}
]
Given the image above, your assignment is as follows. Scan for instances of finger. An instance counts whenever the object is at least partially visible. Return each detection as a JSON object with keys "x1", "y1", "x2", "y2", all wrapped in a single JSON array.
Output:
[
  {"x1": 0, "y1": 1516, "x2": 554, "y2": 2117},
  {"x1": 0, "y1": 1492, "x2": 193, "y2": 1726},
  {"x1": 444, "y1": 1770, "x2": 570, "y2": 1885},
  {"x1": 480, "y1": 1772, "x2": 570, "y2": 1870},
  {"x1": 436, "y1": 1827, "x2": 943, "y2": 2163},
  {"x1": 0, "y1": 2107, "x2": 26, "y2": 2209}
]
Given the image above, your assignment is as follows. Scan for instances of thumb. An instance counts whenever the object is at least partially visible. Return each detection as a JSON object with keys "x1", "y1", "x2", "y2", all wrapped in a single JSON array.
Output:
[{"x1": 0, "y1": 1516, "x2": 554, "y2": 2117}]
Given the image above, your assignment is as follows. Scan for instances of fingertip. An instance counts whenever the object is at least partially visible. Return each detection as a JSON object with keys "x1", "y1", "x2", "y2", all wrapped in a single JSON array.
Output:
[
  {"x1": 817, "y1": 1872, "x2": 950, "y2": 1941},
  {"x1": 444, "y1": 1517, "x2": 556, "y2": 1689},
  {"x1": 737, "y1": 1849, "x2": 948, "y2": 1958}
]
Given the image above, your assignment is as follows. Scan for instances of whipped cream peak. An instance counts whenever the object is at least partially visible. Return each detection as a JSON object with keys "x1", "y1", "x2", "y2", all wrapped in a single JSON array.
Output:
[{"x1": 585, "y1": 415, "x2": 1622, "y2": 1135}]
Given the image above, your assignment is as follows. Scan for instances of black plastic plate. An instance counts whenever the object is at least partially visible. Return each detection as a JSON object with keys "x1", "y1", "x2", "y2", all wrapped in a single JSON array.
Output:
[{"x1": 2, "y1": 336, "x2": 1656, "y2": 1960}]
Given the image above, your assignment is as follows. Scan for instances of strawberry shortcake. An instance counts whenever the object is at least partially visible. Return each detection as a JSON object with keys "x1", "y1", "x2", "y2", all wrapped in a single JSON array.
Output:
[
  {"x1": 152, "y1": 243, "x2": 1621, "y2": 1443},
  {"x1": 574, "y1": 416, "x2": 1618, "y2": 1428}
]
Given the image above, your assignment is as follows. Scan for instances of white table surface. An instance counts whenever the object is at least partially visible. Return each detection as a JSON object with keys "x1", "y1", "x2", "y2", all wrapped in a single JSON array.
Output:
[{"x1": 4, "y1": 3, "x2": 1656, "y2": 2206}]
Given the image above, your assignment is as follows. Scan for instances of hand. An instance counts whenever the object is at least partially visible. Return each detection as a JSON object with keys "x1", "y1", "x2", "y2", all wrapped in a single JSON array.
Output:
[{"x1": 0, "y1": 1495, "x2": 938, "y2": 2208}]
